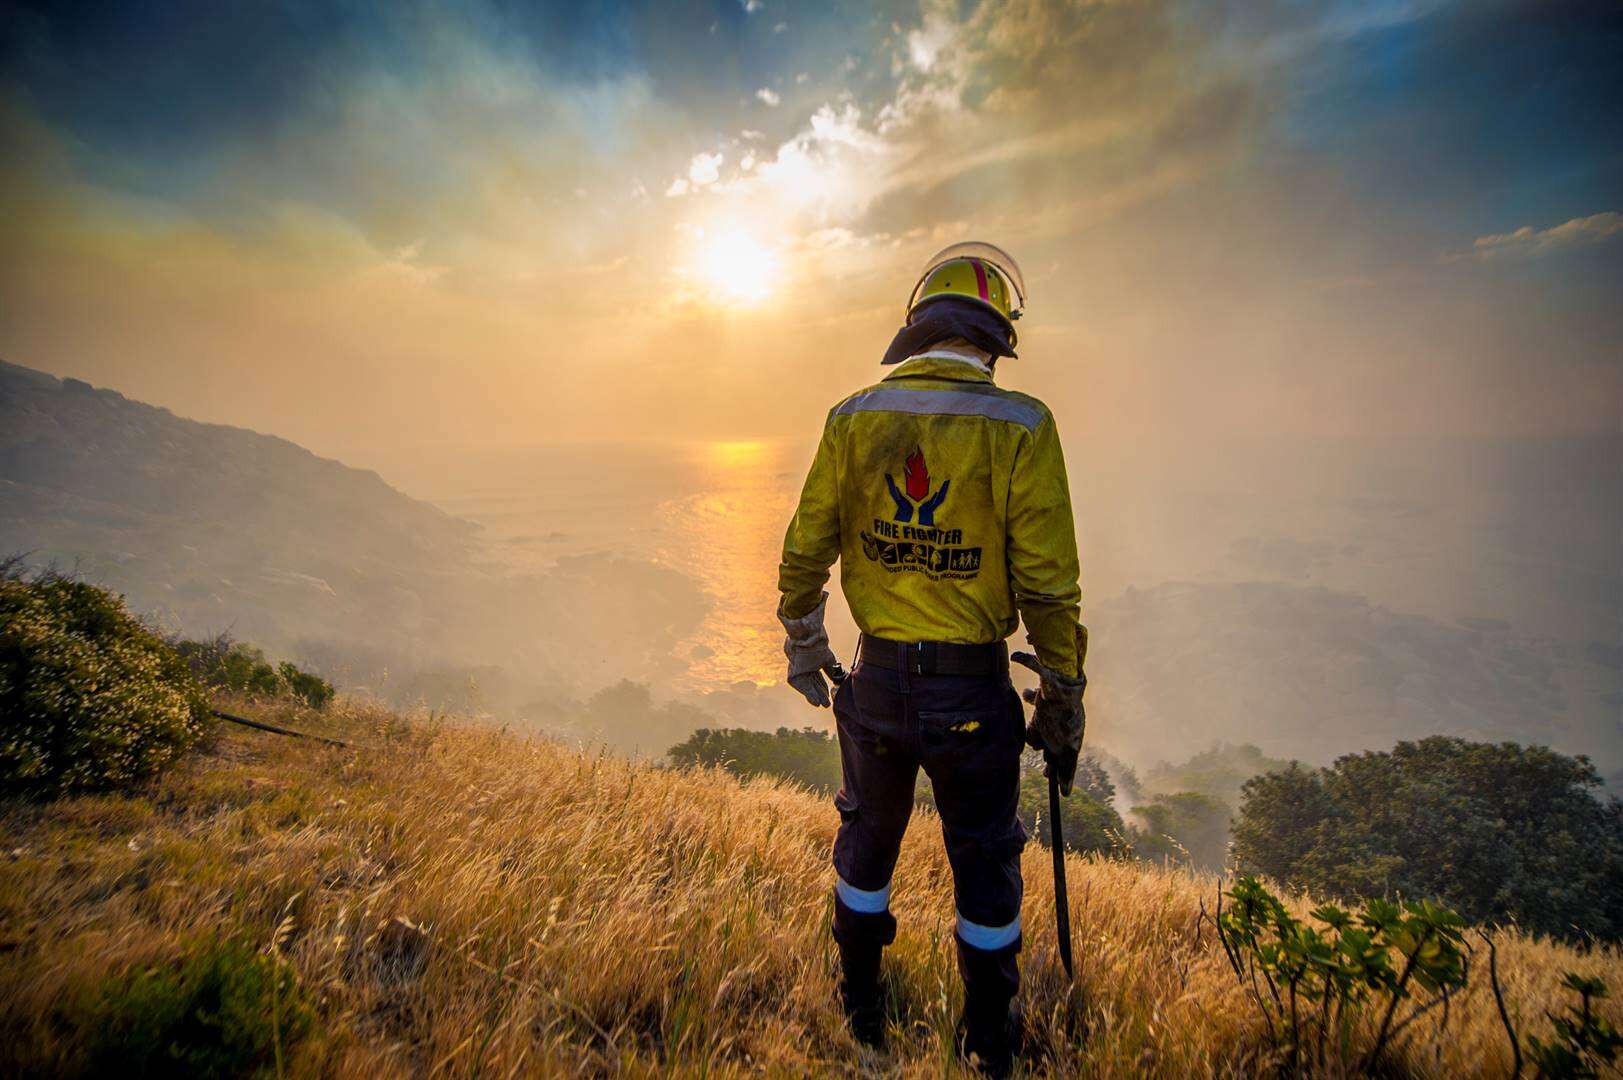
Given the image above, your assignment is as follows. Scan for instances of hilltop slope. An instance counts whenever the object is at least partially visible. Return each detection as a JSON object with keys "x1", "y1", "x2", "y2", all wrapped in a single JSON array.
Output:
[
  {"x1": 0, "y1": 360, "x2": 706, "y2": 703},
  {"x1": 0, "y1": 359, "x2": 480, "y2": 654},
  {"x1": 2, "y1": 702, "x2": 1617, "y2": 1077}
]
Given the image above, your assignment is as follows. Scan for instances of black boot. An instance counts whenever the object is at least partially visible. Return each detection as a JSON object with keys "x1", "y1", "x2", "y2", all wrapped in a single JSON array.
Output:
[
  {"x1": 837, "y1": 939, "x2": 886, "y2": 1048},
  {"x1": 833, "y1": 895, "x2": 896, "y2": 1049},
  {"x1": 956, "y1": 934, "x2": 1021, "y2": 1077},
  {"x1": 958, "y1": 992, "x2": 1018, "y2": 1077}
]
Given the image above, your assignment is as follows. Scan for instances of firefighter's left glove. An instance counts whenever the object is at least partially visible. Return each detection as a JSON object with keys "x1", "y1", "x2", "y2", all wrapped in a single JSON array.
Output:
[
  {"x1": 780, "y1": 592, "x2": 839, "y2": 708},
  {"x1": 1010, "y1": 651, "x2": 1086, "y2": 796}
]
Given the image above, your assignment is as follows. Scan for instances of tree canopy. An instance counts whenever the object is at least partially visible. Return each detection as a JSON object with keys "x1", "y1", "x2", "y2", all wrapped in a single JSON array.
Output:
[{"x1": 1233, "y1": 737, "x2": 1623, "y2": 941}]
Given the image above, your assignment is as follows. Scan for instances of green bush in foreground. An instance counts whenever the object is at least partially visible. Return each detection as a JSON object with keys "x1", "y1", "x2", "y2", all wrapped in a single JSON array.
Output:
[
  {"x1": 79, "y1": 936, "x2": 313, "y2": 1078},
  {"x1": 1216, "y1": 876, "x2": 1469, "y2": 1073},
  {"x1": 1217, "y1": 875, "x2": 1622, "y2": 1077},
  {"x1": 0, "y1": 568, "x2": 209, "y2": 796},
  {"x1": 1527, "y1": 974, "x2": 1622, "y2": 1078}
]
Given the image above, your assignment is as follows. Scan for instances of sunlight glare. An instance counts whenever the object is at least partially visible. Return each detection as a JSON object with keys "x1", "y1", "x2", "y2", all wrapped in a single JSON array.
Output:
[{"x1": 696, "y1": 229, "x2": 777, "y2": 304}]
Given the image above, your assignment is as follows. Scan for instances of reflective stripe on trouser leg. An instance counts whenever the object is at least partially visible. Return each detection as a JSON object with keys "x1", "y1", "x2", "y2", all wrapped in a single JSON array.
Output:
[
  {"x1": 956, "y1": 910, "x2": 1021, "y2": 951},
  {"x1": 835, "y1": 875, "x2": 892, "y2": 914}
]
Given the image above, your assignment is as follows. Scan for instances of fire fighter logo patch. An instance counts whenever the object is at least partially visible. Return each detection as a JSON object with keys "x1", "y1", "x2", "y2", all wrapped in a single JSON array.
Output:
[
  {"x1": 887, "y1": 448, "x2": 948, "y2": 525},
  {"x1": 860, "y1": 447, "x2": 983, "y2": 580}
]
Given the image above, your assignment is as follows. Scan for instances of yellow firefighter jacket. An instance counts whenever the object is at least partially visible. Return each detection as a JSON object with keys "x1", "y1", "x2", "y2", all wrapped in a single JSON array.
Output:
[{"x1": 777, "y1": 353, "x2": 1084, "y2": 676}]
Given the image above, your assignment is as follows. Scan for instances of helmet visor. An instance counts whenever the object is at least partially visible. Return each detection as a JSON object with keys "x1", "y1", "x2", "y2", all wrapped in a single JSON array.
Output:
[{"x1": 917, "y1": 241, "x2": 1026, "y2": 309}]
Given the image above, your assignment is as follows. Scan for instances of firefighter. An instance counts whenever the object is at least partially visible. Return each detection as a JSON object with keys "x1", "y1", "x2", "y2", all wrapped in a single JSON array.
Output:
[{"x1": 776, "y1": 242, "x2": 1087, "y2": 1075}]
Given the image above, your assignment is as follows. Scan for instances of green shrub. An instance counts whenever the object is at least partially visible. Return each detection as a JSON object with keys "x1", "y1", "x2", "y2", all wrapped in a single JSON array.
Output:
[
  {"x1": 277, "y1": 662, "x2": 334, "y2": 710},
  {"x1": 1214, "y1": 876, "x2": 1467, "y2": 1073},
  {"x1": 173, "y1": 635, "x2": 281, "y2": 697},
  {"x1": 668, "y1": 726, "x2": 845, "y2": 791},
  {"x1": 1527, "y1": 974, "x2": 1622, "y2": 1079},
  {"x1": 80, "y1": 935, "x2": 313, "y2": 1078},
  {"x1": 173, "y1": 635, "x2": 334, "y2": 710},
  {"x1": 0, "y1": 568, "x2": 209, "y2": 796}
]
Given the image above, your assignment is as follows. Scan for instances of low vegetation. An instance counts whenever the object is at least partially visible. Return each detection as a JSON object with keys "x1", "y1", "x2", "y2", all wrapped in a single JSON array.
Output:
[
  {"x1": 1, "y1": 568, "x2": 342, "y2": 800},
  {"x1": 174, "y1": 633, "x2": 335, "y2": 710},
  {"x1": 4, "y1": 698, "x2": 1618, "y2": 1076},
  {"x1": 73, "y1": 934, "x2": 312, "y2": 1077},
  {"x1": 1215, "y1": 877, "x2": 1621, "y2": 1077},
  {"x1": 3, "y1": 581, "x2": 1618, "y2": 1072},
  {"x1": 668, "y1": 724, "x2": 844, "y2": 792},
  {"x1": 0, "y1": 566, "x2": 209, "y2": 796}
]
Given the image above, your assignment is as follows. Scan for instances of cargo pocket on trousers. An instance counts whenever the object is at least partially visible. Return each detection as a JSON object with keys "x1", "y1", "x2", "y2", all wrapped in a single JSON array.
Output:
[{"x1": 834, "y1": 788, "x2": 859, "y2": 823}]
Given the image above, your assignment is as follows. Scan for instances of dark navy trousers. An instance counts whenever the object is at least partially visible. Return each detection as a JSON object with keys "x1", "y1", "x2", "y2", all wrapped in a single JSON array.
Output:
[{"x1": 829, "y1": 644, "x2": 1027, "y2": 999}]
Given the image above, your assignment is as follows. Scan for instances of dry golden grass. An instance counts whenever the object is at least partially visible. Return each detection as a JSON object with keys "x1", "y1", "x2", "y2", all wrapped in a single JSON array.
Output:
[{"x1": 1, "y1": 697, "x2": 1619, "y2": 1077}]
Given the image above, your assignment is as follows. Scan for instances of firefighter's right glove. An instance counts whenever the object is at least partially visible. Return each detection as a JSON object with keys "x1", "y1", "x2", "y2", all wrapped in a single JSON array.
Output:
[
  {"x1": 1010, "y1": 651, "x2": 1086, "y2": 797},
  {"x1": 780, "y1": 592, "x2": 838, "y2": 708}
]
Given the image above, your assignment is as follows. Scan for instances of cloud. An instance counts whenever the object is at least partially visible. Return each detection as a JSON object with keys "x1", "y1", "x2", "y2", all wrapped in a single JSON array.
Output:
[
  {"x1": 741, "y1": 0, "x2": 764, "y2": 12},
  {"x1": 9, "y1": 0, "x2": 1617, "y2": 454},
  {"x1": 1453, "y1": 211, "x2": 1623, "y2": 262},
  {"x1": 906, "y1": 7, "x2": 957, "y2": 73},
  {"x1": 687, "y1": 151, "x2": 724, "y2": 187},
  {"x1": 690, "y1": 0, "x2": 1253, "y2": 251},
  {"x1": 730, "y1": 103, "x2": 898, "y2": 223}
]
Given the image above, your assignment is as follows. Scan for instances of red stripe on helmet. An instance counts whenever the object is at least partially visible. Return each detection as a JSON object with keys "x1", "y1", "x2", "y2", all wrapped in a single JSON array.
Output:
[{"x1": 969, "y1": 257, "x2": 990, "y2": 301}]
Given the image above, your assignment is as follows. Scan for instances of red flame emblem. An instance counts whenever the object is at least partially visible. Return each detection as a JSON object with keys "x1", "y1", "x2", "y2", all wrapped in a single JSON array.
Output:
[{"x1": 904, "y1": 448, "x2": 929, "y2": 501}]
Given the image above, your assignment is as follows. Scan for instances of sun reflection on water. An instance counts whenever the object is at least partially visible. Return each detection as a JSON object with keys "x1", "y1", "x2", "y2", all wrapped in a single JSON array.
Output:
[
  {"x1": 654, "y1": 439, "x2": 798, "y2": 689},
  {"x1": 437, "y1": 437, "x2": 852, "y2": 695}
]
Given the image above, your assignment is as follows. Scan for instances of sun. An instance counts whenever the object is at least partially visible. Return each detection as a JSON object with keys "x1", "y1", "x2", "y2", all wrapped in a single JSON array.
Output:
[{"x1": 696, "y1": 229, "x2": 777, "y2": 304}]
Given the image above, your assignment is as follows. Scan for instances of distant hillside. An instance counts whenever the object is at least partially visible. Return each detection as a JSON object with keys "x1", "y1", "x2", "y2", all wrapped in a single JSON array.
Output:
[
  {"x1": 1091, "y1": 581, "x2": 1623, "y2": 773},
  {"x1": 0, "y1": 359, "x2": 477, "y2": 632},
  {"x1": 0, "y1": 360, "x2": 706, "y2": 705}
]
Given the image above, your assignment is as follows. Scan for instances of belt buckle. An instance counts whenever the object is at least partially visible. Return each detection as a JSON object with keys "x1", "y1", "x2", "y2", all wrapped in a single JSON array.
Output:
[{"x1": 909, "y1": 641, "x2": 936, "y2": 675}]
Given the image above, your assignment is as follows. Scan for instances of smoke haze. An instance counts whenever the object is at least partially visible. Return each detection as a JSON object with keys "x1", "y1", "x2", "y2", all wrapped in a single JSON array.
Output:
[{"x1": 2, "y1": 1, "x2": 1619, "y2": 773}]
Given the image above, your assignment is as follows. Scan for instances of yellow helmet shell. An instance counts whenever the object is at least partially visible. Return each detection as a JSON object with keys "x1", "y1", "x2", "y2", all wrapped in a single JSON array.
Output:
[
  {"x1": 905, "y1": 241, "x2": 1026, "y2": 337},
  {"x1": 912, "y1": 258, "x2": 1015, "y2": 319}
]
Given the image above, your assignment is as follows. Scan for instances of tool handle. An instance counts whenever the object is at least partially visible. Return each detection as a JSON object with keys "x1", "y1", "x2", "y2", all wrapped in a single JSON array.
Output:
[
  {"x1": 1049, "y1": 772, "x2": 1075, "y2": 979},
  {"x1": 822, "y1": 660, "x2": 849, "y2": 686}
]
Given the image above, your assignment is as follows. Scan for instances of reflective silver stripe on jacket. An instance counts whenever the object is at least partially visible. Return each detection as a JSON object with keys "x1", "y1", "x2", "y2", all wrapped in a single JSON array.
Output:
[{"x1": 832, "y1": 387, "x2": 1043, "y2": 431}]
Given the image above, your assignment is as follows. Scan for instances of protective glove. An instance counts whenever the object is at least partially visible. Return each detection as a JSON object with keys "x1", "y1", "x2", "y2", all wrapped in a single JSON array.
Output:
[
  {"x1": 1010, "y1": 649, "x2": 1086, "y2": 796},
  {"x1": 779, "y1": 592, "x2": 839, "y2": 708}
]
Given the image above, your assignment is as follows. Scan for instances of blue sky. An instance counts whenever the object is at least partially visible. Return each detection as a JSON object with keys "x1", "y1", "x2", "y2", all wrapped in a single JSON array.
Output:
[{"x1": 1, "y1": 0, "x2": 1618, "y2": 454}]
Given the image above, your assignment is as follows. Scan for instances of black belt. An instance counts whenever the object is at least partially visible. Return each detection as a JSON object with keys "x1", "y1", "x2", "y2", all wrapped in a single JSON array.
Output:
[{"x1": 857, "y1": 635, "x2": 1009, "y2": 676}]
